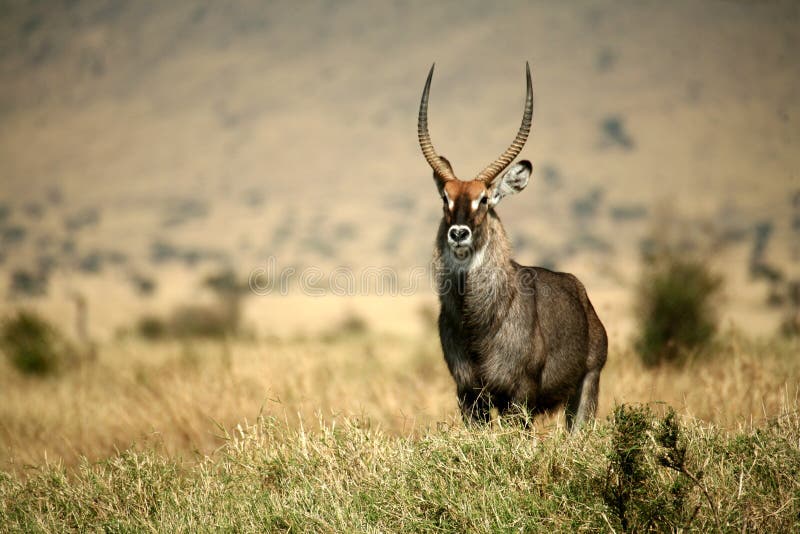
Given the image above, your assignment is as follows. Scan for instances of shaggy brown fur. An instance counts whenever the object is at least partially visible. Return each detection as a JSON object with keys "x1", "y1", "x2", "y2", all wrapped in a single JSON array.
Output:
[
  {"x1": 433, "y1": 204, "x2": 607, "y2": 429},
  {"x1": 418, "y1": 63, "x2": 607, "y2": 429}
]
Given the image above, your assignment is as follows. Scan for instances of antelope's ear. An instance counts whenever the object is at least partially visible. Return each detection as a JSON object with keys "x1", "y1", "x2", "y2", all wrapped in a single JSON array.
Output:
[
  {"x1": 433, "y1": 156, "x2": 454, "y2": 193},
  {"x1": 488, "y1": 160, "x2": 531, "y2": 206}
]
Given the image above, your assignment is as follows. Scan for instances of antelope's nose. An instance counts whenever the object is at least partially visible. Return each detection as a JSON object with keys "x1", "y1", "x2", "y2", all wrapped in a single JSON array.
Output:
[{"x1": 448, "y1": 225, "x2": 471, "y2": 243}]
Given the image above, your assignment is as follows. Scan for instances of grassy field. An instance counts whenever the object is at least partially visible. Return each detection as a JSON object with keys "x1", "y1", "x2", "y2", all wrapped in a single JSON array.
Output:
[
  {"x1": 1, "y1": 327, "x2": 798, "y2": 531},
  {"x1": 1, "y1": 323, "x2": 798, "y2": 469},
  {"x1": 1, "y1": 391, "x2": 798, "y2": 531}
]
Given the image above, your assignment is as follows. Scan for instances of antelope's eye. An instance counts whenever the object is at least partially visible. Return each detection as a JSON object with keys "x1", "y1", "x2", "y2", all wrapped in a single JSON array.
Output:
[{"x1": 480, "y1": 196, "x2": 488, "y2": 205}]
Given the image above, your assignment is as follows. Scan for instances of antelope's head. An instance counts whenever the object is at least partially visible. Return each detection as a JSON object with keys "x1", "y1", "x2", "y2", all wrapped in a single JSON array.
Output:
[{"x1": 418, "y1": 63, "x2": 533, "y2": 261}]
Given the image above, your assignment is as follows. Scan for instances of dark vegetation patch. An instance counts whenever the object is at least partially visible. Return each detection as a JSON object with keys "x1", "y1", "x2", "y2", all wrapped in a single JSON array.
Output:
[
  {"x1": 20, "y1": 13, "x2": 43, "y2": 37},
  {"x1": 572, "y1": 187, "x2": 604, "y2": 219},
  {"x1": 635, "y1": 249, "x2": 722, "y2": 367},
  {"x1": 539, "y1": 163, "x2": 561, "y2": 188},
  {"x1": 600, "y1": 115, "x2": 635, "y2": 150},
  {"x1": 77, "y1": 251, "x2": 103, "y2": 273},
  {"x1": 712, "y1": 203, "x2": 750, "y2": 246},
  {"x1": 23, "y1": 203, "x2": 43, "y2": 219},
  {"x1": 168, "y1": 304, "x2": 239, "y2": 339},
  {"x1": 749, "y1": 220, "x2": 784, "y2": 284},
  {"x1": 36, "y1": 254, "x2": 58, "y2": 274},
  {"x1": 64, "y1": 208, "x2": 100, "y2": 232},
  {"x1": 779, "y1": 280, "x2": 800, "y2": 337},
  {"x1": 270, "y1": 211, "x2": 296, "y2": 251},
  {"x1": 332, "y1": 222, "x2": 357, "y2": 242},
  {"x1": 75, "y1": 249, "x2": 127, "y2": 274},
  {"x1": 203, "y1": 269, "x2": 249, "y2": 296},
  {"x1": 128, "y1": 272, "x2": 157, "y2": 296},
  {"x1": 741, "y1": 206, "x2": 799, "y2": 324},
  {"x1": 149, "y1": 240, "x2": 227, "y2": 267},
  {"x1": 743, "y1": 216, "x2": 795, "y2": 323},
  {"x1": 715, "y1": 223, "x2": 749, "y2": 246},
  {"x1": 134, "y1": 270, "x2": 247, "y2": 340},
  {"x1": 134, "y1": 303, "x2": 237, "y2": 341},
  {"x1": 302, "y1": 235, "x2": 336, "y2": 258},
  {"x1": 569, "y1": 231, "x2": 614, "y2": 255},
  {"x1": 595, "y1": 47, "x2": 617, "y2": 72},
  {"x1": 609, "y1": 203, "x2": 648, "y2": 222},
  {"x1": 134, "y1": 315, "x2": 167, "y2": 340},
  {"x1": 9, "y1": 269, "x2": 49, "y2": 297},
  {"x1": 61, "y1": 238, "x2": 76, "y2": 256},
  {"x1": 599, "y1": 405, "x2": 717, "y2": 532},
  {"x1": 1, "y1": 310, "x2": 75, "y2": 376},
  {"x1": 2, "y1": 225, "x2": 27, "y2": 246},
  {"x1": 792, "y1": 190, "x2": 800, "y2": 235},
  {"x1": 161, "y1": 198, "x2": 209, "y2": 227},
  {"x1": 297, "y1": 212, "x2": 345, "y2": 259}
]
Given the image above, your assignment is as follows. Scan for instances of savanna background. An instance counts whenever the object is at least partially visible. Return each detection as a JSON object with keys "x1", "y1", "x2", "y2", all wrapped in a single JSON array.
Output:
[{"x1": 1, "y1": 1, "x2": 799, "y2": 531}]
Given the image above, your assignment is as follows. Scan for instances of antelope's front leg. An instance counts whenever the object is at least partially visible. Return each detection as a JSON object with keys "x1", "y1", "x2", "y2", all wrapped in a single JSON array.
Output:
[
  {"x1": 447, "y1": 359, "x2": 491, "y2": 425},
  {"x1": 457, "y1": 385, "x2": 493, "y2": 425}
]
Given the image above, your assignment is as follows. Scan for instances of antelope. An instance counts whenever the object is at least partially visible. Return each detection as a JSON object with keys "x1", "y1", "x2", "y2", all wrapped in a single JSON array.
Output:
[{"x1": 418, "y1": 63, "x2": 607, "y2": 430}]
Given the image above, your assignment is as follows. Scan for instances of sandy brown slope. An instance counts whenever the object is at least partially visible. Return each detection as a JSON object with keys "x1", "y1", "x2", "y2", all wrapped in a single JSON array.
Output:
[{"x1": 0, "y1": 0, "x2": 798, "y2": 340}]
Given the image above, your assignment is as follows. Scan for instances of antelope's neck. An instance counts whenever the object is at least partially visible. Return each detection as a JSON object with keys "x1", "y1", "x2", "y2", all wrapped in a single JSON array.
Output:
[{"x1": 435, "y1": 216, "x2": 516, "y2": 329}]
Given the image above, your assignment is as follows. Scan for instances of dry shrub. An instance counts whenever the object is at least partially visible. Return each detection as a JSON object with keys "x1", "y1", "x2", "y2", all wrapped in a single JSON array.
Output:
[{"x1": 135, "y1": 270, "x2": 247, "y2": 340}]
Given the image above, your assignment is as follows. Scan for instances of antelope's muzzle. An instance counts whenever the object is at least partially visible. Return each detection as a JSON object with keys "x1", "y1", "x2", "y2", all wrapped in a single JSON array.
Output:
[{"x1": 448, "y1": 225, "x2": 472, "y2": 247}]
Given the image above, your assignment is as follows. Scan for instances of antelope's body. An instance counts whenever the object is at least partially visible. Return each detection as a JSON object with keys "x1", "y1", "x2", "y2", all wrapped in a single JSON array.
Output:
[{"x1": 418, "y1": 64, "x2": 607, "y2": 429}]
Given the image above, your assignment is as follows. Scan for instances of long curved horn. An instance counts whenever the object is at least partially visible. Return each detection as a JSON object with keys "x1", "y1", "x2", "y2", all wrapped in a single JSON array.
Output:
[
  {"x1": 474, "y1": 62, "x2": 533, "y2": 184},
  {"x1": 418, "y1": 64, "x2": 457, "y2": 182}
]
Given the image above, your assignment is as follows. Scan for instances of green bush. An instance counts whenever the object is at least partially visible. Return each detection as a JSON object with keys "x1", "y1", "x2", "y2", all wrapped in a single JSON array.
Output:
[
  {"x1": 135, "y1": 315, "x2": 168, "y2": 340},
  {"x1": 601, "y1": 405, "x2": 709, "y2": 532},
  {"x1": 133, "y1": 305, "x2": 235, "y2": 341},
  {"x1": 0, "y1": 311, "x2": 73, "y2": 376},
  {"x1": 635, "y1": 254, "x2": 722, "y2": 366},
  {"x1": 169, "y1": 304, "x2": 235, "y2": 338}
]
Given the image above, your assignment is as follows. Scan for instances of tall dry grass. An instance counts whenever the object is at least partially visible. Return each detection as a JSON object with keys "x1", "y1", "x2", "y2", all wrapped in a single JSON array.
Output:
[{"x1": 1, "y1": 325, "x2": 797, "y2": 471}]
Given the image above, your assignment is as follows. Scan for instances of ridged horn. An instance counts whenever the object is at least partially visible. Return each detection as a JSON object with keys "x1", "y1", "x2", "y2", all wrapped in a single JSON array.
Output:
[
  {"x1": 418, "y1": 64, "x2": 457, "y2": 182},
  {"x1": 474, "y1": 62, "x2": 533, "y2": 184}
]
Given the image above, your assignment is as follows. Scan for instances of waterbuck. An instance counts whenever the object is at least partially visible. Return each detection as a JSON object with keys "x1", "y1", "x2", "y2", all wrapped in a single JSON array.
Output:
[{"x1": 418, "y1": 63, "x2": 607, "y2": 430}]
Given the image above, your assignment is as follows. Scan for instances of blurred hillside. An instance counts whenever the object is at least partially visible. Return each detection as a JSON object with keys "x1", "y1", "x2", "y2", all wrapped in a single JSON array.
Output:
[{"x1": 0, "y1": 0, "x2": 798, "y2": 340}]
